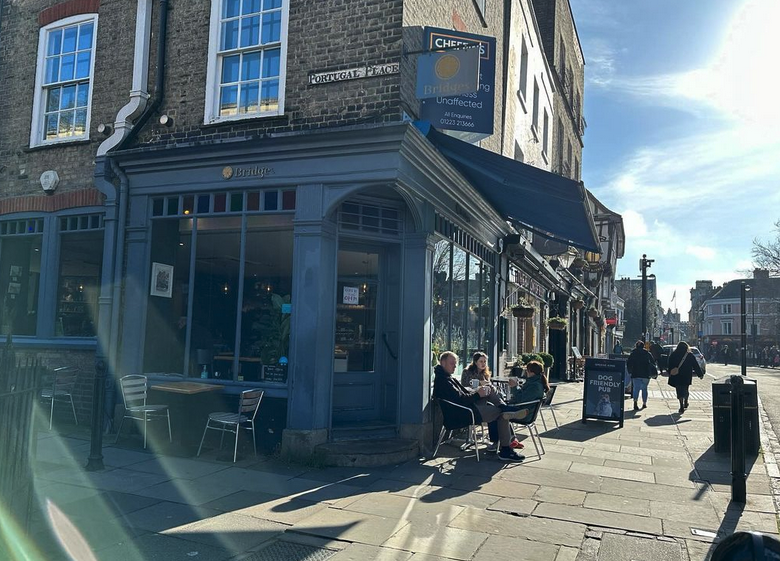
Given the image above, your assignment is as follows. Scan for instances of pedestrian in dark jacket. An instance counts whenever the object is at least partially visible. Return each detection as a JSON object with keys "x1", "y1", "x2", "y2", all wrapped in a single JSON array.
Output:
[
  {"x1": 627, "y1": 341, "x2": 654, "y2": 411},
  {"x1": 667, "y1": 341, "x2": 703, "y2": 414},
  {"x1": 433, "y1": 351, "x2": 525, "y2": 462},
  {"x1": 721, "y1": 345, "x2": 731, "y2": 366},
  {"x1": 508, "y1": 361, "x2": 548, "y2": 423}
]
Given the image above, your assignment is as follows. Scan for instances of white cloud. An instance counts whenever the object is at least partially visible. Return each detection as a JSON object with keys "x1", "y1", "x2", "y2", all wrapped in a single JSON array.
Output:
[{"x1": 685, "y1": 246, "x2": 716, "y2": 260}]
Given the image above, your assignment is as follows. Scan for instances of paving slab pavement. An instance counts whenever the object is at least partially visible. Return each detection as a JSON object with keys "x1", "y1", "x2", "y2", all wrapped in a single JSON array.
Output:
[{"x1": 11, "y1": 372, "x2": 780, "y2": 561}]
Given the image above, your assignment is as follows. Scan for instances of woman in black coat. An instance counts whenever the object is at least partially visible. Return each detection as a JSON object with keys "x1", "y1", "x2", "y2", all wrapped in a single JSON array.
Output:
[{"x1": 667, "y1": 341, "x2": 703, "y2": 414}]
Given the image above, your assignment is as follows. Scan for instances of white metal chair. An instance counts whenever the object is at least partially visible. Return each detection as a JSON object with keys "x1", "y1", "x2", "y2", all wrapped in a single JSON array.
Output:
[
  {"x1": 41, "y1": 366, "x2": 79, "y2": 429},
  {"x1": 116, "y1": 375, "x2": 172, "y2": 449},
  {"x1": 508, "y1": 399, "x2": 546, "y2": 460},
  {"x1": 538, "y1": 384, "x2": 560, "y2": 432},
  {"x1": 197, "y1": 388, "x2": 264, "y2": 463},
  {"x1": 433, "y1": 398, "x2": 483, "y2": 462}
]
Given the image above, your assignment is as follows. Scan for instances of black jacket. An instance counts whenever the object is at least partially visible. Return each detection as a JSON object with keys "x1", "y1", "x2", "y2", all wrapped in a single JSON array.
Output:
[
  {"x1": 433, "y1": 364, "x2": 483, "y2": 425},
  {"x1": 668, "y1": 349, "x2": 702, "y2": 387},
  {"x1": 627, "y1": 347, "x2": 654, "y2": 379}
]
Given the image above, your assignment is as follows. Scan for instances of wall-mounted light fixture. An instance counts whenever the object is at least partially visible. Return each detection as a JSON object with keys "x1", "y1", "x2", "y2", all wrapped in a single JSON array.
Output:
[
  {"x1": 97, "y1": 123, "x2": 113, "y2": 136},
  {"x1": 159, "y1": 115, "x2": 174, "y2": 127}
]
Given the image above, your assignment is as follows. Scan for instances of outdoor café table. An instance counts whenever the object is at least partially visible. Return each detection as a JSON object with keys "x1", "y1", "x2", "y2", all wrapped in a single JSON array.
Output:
[
  {"x1": 148, "y1": 381, "x2": 225, "y2": 456},
  {"x1": 491, "y1": 376, "x2": 523, "y2": 402}
]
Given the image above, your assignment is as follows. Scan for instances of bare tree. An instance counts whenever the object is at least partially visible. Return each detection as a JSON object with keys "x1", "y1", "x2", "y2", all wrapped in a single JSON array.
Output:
[{"x1": 752, "y1": 220, "x2": 780, "y2": 277}]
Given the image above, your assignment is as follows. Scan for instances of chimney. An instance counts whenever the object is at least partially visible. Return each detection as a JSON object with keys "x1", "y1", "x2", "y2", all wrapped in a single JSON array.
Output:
[{"x1": 754, "y1": 268, "x2": 770, "y2": 279}]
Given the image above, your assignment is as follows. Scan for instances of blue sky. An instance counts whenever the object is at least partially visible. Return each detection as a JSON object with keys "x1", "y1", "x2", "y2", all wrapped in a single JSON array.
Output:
[{"x1": 571, "y1": 0, "x2": 780, "y2": 314}]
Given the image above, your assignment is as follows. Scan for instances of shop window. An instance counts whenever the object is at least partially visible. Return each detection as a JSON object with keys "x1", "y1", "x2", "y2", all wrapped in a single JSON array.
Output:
[
  {"x1": 431, "y1": 240, "x2": 451, "y2": 364},
  {"x1": 480, "y1": 263, "x2": 492, "y2": 352},
  {"x1": 451, "y1": 246, "x2": 467, "y2": 365},
  {"x1": 205, "y1": 0, "x2": 288, "y2": 123},
  {"x1": 56, "y1": 230, "x2": 103, "y2": 337},
  {"x1": 467, "y1": 254, "x2": 481, "y2": 355},
  {"x1": 31, "y1": 15, "x2": 98, "y2": 147},
  {"x1": 335, "y1": 250, "x2": 379, "y2": 372},
  {"x1": 0, "y1": 237, "x2": 42, "y2": 335}
]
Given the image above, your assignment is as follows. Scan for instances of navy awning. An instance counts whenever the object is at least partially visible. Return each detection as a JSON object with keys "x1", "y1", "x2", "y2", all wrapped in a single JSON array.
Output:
[{"x1": 416, "y1": 122, "x2": 600, "y2": 252}]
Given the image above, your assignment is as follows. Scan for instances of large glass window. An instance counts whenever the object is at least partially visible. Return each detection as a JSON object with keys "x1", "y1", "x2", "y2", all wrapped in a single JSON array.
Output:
[
  {"x1": 31, "y1": 15, "x2": 97, "y2": 146},
  {"x1": 335, "y1": 250, "x2": 379, "y2": 372},
  {"x1": 467, "y1": 254, "x2": 481, "y2": 356},
  {"x1": 431, "y1": 240, "x2": 451, "y2": 364},
  {"x1": 0, "y1": 237, "x2": 42, "y2": 335},
  {"x1": 206, "y1": 0, "x2": 287, "y2": 122},
  {"x1": 451, "y1": 246, "x2": 467, "y2": 365},
  {"x1": 56, "y1": 230, "x2": 103, "y2": 336}
]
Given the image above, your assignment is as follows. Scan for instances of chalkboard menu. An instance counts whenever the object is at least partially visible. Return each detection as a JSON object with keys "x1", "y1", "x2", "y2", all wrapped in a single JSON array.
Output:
[
  {"x1": 263, "y1": 364, "x2": 288, "y2": 383},
  {"x1": 582, "y1": 358, "x2": 624, "y2": 427}
]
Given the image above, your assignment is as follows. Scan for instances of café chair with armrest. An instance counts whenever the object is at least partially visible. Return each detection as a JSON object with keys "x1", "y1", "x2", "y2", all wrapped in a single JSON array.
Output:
[
  {"x1": 432, "y1": 398, "x2": 482, "y2": 462},
  {"x1": 41, "y1": 366, "x2": 79, "y2": 430},
  {"x1": 197, "y1": 388, "x2": 264, "y2": 463},
  {"x1": 538, "y1": 384, "x2": 560, "y2": 432},
  {"x1": 116, "y1": 375, "x2": 172, "y2": 449},
  {"x1": 508, "y1": 399, "x2": 545, "y2": 460}
]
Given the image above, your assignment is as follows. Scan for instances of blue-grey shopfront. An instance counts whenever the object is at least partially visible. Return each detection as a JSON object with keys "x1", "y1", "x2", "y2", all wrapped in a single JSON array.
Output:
[{"x1": 101, "y1": 122, "x2": 515, "y2": 459}]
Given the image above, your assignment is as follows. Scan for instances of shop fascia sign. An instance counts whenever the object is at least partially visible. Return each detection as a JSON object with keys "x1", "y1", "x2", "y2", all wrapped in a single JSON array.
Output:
[
  {"x1": 309, "y1": 62, "x2": 399, "y2": 85},
  {"x1": 222, "y1": 166, "x2": 274, "y2": 180}
]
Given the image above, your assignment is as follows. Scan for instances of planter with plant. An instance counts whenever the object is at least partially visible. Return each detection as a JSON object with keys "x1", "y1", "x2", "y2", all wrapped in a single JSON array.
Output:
[
  {"x1": 547, "y1": 316, "x2": 568, "y2": 330},
  {"x1": 587, "y1": 307, "x2": 599, "y2": 318},
  {"x1": 538, "y1": 352, "x2": 554, "y2": 373},
  {"x1": 572, "y1": 298, "x2": 585, "y2": 310},
  {"x1": 511, "y1": 300, "x2": 535, "y2": 318}
]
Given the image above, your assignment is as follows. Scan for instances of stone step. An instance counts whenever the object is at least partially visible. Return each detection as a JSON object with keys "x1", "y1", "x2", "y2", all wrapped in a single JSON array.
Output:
[{"x1": 315, "y1": 438, "x2": 419, "y2": 467}]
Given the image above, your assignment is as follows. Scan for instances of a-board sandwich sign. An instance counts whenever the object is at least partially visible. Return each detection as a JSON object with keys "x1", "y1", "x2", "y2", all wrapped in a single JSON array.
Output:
[{"x1": 582, "y1": 358, "x2": 625, "y2": 427}]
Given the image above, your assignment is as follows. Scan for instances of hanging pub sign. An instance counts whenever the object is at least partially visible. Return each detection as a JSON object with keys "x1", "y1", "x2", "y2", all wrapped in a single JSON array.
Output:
[
  {"x1": 415, "y1": 46, "x2": 480, "y2": 99},
  {"x1": 420, "y1": 27, "x2": 496, "y2": 140},
  {"x1": 582, "y1": 358, "x2": 625, "y2": 427}
]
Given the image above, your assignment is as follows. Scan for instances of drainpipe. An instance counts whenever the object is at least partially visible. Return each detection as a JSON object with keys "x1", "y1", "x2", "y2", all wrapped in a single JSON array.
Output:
[
  {"x1": 87, "y1": 0, "x2": 169, "y2": 470},
  {"x1": 500, "y1": 0, "x2": 512, "y2": 156}
]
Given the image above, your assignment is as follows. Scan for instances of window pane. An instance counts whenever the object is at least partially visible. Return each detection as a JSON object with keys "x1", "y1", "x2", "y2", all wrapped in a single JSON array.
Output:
[
  {"x1": 467, "y1": 255, "x2": 481, "y2": 355},
  {"x1": 0, "y1": 236, "x2": 42, "y2": 336},
  {"x1": 264, "y1": 190, "x2": 278, "y2": 211},
  {"x1": 336, "y1": 250, "x2": 379, "y2": 372},
  {"x1": 262, "y1": 48, "x2": 280, "y2": 77},
  {"x1": 221, "y1": 54, "x2": 240, "y2": 83},
  {"x1": 74, "y1": 109, "x2": 87, "y2": 135},
  {"x1": 281, "y1": 190, "x2": 295, "y2": 210},
  {"x1": 481, "y1": 265, "x2": 492, "y2": 352},
  {"x1": 143, "y1": 219, "x2": 194, "y2": 374},
  {"x1": 59, "y1": 111, "x2": 74, "y2": 135},
  {"x1": 78, "y1": 22, "x2": 94, "y2": 50},
  {"x1": 62, "y1": 27, "x2": 78, "y2": 53},
  {"x1": 221, "y1": 20, "x2": 239, "y2": 50},
  {"x1": 46, "y1": 88, "x2": 61, "y2": 112},
  {"x1": 219, "y1": 85, "x2": 238, "y2": 116},
  {"x1": 56, "y1": 231, "x2": 103, "y2": 337},
  {"x1": 242, "y1": 0, "x2": 261, "y2": 14},
  {"x1": 223, "y1": 0, "x2": 240, "y2": 18},
  {"x1": 240, "y1": 15, "x2": 260, "y2": 47},
  {"x1": 75, "y1": 51, "x2": 91, "y2": 78},
  {"x1": 48, "y1": 30, "x2": 62, "y2": 56},
  {"x1": 76, "y1": 82, "x2": 89, "y2": 107},
  {"x1": 240, "y1": 228, "x2": 293, "y2": 381},
  {"x1": 261, "y1": 11, "x2": 281, "y2": 43},
  {"x1": 61, "y1": 85, "x2": 76, "y2": 109},
  {"x1": 260, "y1": 80, "x2": 278, "y2": 111},
  {"x1": 60, "y1": 53, "x2": 75, "y2": 81},
  {"x1": 45, "y1": 58, "x2": 59, "y2": 84},
  {"x1": 452, "y1": 246, "x2": 467, "y2": 365},
  {"x1": 46, "y1": 114, "x2": 59, "y2": 139},
  {"x1": 239, "y1": 82, "x2": 259, "y2": 113},
  {"x1": 242, "y1": 51, "x2": 260, "y2": 80},
  {"x1": 264, "y1": 0, "x2": 282, "y2": 8},
  {"x1": 432, "y1": 240, "x2": 452, "y2": 364}
]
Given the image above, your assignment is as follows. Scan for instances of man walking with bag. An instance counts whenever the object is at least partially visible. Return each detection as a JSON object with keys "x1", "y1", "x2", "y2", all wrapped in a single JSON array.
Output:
[{"x1": 627, "y1": 341, "x2": 656, "y2": 411}]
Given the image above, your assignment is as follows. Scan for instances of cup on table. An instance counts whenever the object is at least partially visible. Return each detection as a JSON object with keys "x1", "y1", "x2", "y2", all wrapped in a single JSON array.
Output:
[{"x1": 470, "y1": 379, "x2": 480, "y2": 390}]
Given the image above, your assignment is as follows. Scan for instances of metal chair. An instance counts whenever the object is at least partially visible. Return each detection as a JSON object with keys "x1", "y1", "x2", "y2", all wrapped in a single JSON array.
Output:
[
  {"x1": 508, "y1": 399, "x2": 545, "y2": 460},
  {"x1": 116, "y1": 375, "x2": 172, "y2": 449},
  {"x1": 41, "y1": 366, "x2": 79, "y2": 429},
  {"x1": 538, "y1": 384, "x2": 560, "y2": 432},
  {"x1": 432, "y1": 398, "x2": 482, "y2": 462},
  {"x1": 197, "y1": 388, "x2": 264, "y2": 463}
]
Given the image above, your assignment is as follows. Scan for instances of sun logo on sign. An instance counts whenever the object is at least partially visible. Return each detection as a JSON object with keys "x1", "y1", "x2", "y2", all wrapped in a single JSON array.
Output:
[
  {"x1": 222, "y1": 166, "x2": 234, "y2": 180},
  {"x1": 434, "y1": 54, "x2": 460, "y2": 80}
]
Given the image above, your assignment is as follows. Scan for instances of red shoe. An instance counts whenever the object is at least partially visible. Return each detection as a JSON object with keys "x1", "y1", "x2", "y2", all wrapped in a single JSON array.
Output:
[{"x1": 510, "y1": 438, "x2": 524, "y2": 449}]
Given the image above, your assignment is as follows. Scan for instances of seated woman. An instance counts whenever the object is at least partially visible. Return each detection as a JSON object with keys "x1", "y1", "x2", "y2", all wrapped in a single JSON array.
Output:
[{"x1": 507, "y1": 360, "x2": 549, "y2": 423}]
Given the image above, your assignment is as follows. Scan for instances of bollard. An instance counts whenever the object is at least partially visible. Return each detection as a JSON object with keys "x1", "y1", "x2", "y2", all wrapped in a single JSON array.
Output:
[{"x1": 730, "y1": 375, "x2": 746, "y2": 503}]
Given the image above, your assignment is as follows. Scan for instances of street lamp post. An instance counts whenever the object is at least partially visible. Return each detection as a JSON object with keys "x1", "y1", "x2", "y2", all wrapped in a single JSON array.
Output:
[
  {"x1": 740, "y1": 282, "x2": 747, "y2": 376},
  {"x1": 640, "y1": 255, "x2": 654, "y2": 342},
  {"x1": 752, "y1": 289, "x2": 757, "y2": 366}
]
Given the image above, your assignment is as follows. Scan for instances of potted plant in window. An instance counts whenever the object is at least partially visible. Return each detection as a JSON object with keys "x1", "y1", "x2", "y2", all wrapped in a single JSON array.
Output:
[
  {"x1": 511, "y1": 299, "x2": 535, "y2": 318},
  {"x1": 547, "y1": 316, "x2": 568, "y2": 330},
  {"x1": 587, "y1": 307, "x2": 599, "y2": 318},
  {"x1": 572, "y1": 298, "x2": 585, "y2": 311}
]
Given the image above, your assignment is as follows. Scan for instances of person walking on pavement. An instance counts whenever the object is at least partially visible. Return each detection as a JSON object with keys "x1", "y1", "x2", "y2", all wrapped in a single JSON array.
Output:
[
  {"x1": 433, "y1": 351, "x2": 525, "y2": 462},
  {"x1": 627, "y1": 341, "x2": 654, "y2": 411},
  {"x1": 649, "y1": 340, "x2": 664, "y2": 371},
  {"x1": 613, "y1": 340, "x2": 623, "y2": 355},
  {"x1": 667, "y1": 341, "x2": 703, "y2": 414},
  {"x1": 721, "y1": 344, "x2": 731, "y2": 366}
]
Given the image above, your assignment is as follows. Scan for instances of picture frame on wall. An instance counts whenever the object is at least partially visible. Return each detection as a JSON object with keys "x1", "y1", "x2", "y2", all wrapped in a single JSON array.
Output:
[{"x1": 150, "y1": 262, "x2": 174, "y2": 298}]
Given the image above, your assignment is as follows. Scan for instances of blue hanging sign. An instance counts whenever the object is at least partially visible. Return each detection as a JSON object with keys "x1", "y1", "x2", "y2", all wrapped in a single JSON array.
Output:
[
  {"x1": 420, "y1": 28, "x2": 496, "y2": 139},
  {"x1": 416, "y1": 46, "x2": 480, "y2": 99}
]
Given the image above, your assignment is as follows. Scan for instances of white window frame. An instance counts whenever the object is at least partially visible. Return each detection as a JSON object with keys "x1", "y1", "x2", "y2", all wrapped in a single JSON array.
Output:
[
  {"x1": 542, "y1": 108, "x2": 549, "y2": 162},
  {"x1": 531, "y1": 77, "x2": 540, "y2": 140},
  {"x1": 30, "y1": 14, "x2": 99, "y2": 148},
  {"x1": 517, "y1": 36, "x2": 529, "y2": 108},
  {"x1": 204, "y1": 0, "x2": 290, "y2": 124},
  {"x1": 722, "y1": 321, "x2": 732, "y2": 335},
  {"x1": 722, "y1": 303, "x2": 732, "y2": 314}
]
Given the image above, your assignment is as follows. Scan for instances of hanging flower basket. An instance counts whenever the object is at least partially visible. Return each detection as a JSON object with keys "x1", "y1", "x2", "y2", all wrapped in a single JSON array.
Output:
[
  {"x1": 547, "y1": 317, "x2": 568, "y2": 330},
  {"x1": 587, "y1": 307, "x2": 599, "y2": 318},
  {"x1": 511, "y1": 304, "x2": 535, "y2": 318},
  {"x1": 572, "y1": 299, "x2": 585, "y2": 310}
]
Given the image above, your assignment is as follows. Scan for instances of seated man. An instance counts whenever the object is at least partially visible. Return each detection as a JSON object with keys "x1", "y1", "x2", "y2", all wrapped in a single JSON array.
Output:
[{"x1": 433, "y1": 351, "x2": 525, "y2": 462}]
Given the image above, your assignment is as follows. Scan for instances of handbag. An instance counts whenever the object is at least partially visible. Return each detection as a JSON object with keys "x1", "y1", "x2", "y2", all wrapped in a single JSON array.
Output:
[
  {"x1": 669, "y1": 352, "x2": 687, "y2": 377},
  {"x1": 648, "y1": 359, "x2": 659, "y2": 379}
]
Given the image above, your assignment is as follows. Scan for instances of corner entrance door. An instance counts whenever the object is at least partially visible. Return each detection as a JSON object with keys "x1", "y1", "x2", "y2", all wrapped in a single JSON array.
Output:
[{"x1": 332, "y1": 244, "x2": 399, "y2": 425}]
